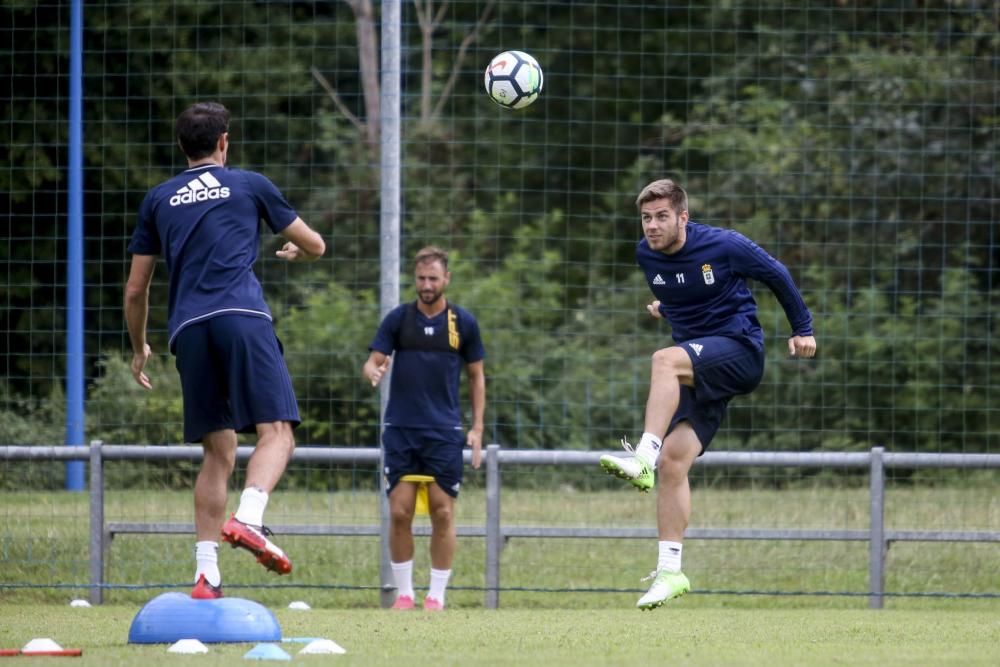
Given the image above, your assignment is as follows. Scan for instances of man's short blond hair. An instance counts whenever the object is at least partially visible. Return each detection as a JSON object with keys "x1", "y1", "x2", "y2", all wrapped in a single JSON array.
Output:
[
  {"x1": 414, "y1": 246, "x2": 449, "y2": 270},
  {"x1": 636, "y1": 179, "x2": 688, "y2": 213}
]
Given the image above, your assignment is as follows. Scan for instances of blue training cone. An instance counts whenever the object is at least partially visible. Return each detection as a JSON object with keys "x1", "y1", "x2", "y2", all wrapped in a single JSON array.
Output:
[
  {"x1": 243, "y1": 644, "x2": 291, "y2": 661},
  {"x1": 128, "y1": 592, "x2": 281, "y2": 644}
]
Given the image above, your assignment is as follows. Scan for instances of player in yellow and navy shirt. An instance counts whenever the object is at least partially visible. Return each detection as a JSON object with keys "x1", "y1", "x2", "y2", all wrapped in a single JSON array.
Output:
[{"x1": 363, "y1": 246, "x2": 486, "y2": 612}]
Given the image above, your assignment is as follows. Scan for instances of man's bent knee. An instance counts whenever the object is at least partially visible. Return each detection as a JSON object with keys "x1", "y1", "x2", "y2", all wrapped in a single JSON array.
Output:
[
  {"x1": 657, "y1": 453, "x2": 689, "y2": 483},
  {"x1": 658, "y1": 447, "x2": 698, "y2": 484},
  {"x1": 202, "y1": 431, "x2": 237, "y2": 468},
  {"x1": 651, "y1": 347, "x2": 694, "y2": 382},
  {"x1": 256, "y1": 421, "x2": 295, "y2": 447},
  {"x1": 203, "y1": 447, "x2": 236, "y2": 474}
]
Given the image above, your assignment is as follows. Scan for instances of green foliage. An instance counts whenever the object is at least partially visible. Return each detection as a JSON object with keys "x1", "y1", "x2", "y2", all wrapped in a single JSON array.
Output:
[
  {"x1": 86, "y1": 354, "x2": 185, "y2": 446},
  {"x1": 3, "y1": 1, "x2": 997, "y2": 456},
  {"x1": 0, "y1": 384, "x2": 68, "y2": 490},
  {"x1": 275, "y1": 282, "x2": 380, "y2": 447},
  {"x1": 0, "y1": 383, "x2": 65, "y2": 447}
]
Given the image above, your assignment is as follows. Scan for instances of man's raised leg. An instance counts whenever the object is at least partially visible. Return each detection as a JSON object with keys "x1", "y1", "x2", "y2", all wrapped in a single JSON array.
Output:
[
  {"x1": 221, "y1": 421, "x2": 296, "y2": 574},
  {"x1": 601, "y1": 346, "x2": 694, "y2": 491}
]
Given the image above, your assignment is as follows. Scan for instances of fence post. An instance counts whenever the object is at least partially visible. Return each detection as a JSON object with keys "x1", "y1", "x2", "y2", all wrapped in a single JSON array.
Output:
[
  {"x1": 868, "y1": 446, "x2": 885, "y2": 609},
  {"x1": 88, "y1": 440, "x2": 104, "y2": 605},
  {"x1": 377, "y1": 447, "x2": 394, "y2": 608},
  {"x1": 485, "y1": 444, "x2": 500, "y2": 609},
  {"x1": 377, "y1": 0, "x2": 402, "y2": 611}
]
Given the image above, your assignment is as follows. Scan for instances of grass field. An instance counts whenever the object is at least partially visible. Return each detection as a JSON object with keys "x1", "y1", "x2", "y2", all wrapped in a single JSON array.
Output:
[
  {"x1": 1, "y1": 603, "x2": 998, "y2": 666},
  {"x1": 1, "y1": 474, "x2": 998, "y2": 608},
  {"x1": 1, "y1": 475, "x2": 998, "y2": 664}
]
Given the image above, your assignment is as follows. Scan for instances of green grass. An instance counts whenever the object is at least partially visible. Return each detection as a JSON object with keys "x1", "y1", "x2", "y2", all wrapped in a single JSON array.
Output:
[
  {"x1": 1, "y1": 478, "x2": 998, "y2": 664},
  {"x1": 1, "y1": 476, "x2": 998, "y2": 608},
  {"x1": 0, "y1": 604, "x2": 998, "y2": 666}
]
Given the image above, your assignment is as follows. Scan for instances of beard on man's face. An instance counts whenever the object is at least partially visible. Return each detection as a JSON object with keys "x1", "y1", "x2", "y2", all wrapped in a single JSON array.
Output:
[{"x1": 419, "y1": 290, "x2": 442, "y2": 304}]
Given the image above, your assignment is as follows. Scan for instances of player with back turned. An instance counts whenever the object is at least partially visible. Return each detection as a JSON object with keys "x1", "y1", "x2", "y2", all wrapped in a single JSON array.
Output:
[
  {"x1": 600, "y1": 178, "x2": 816, "y2": 610},
  {"x1": 124, "y1": 101, "x2": 325, "y2": 598}
]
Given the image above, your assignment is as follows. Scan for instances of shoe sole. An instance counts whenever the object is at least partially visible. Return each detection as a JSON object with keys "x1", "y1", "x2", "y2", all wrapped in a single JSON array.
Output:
[
  {"x1": 637, "y1": 587, "x2": 689, "y2": 611},
  {"x1": 222, "y1": 531, "x2": 292, "y2": 575},
  {"x1": 599, "y1": 458, "x2": 652, "y2": 493}
]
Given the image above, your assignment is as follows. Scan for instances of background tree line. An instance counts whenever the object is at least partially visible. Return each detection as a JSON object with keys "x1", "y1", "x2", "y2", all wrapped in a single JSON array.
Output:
[{"x1": 2, "y1": 1, "x2": 997, "y2": 457}]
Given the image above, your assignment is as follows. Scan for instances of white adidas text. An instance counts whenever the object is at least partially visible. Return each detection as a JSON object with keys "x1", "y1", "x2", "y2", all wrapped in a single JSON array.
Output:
[{"x1": 170, "y1": 172, "x2": 231, "y2": 207}]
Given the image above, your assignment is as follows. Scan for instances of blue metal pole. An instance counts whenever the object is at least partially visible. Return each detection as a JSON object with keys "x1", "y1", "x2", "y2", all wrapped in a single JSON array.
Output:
[{"x1": 65, "y1": 0, "x2": 85, "y2": 491}]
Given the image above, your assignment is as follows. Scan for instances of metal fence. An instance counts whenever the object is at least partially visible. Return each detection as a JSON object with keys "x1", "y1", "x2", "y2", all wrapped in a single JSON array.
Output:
[{"x1": 2, "y1": 443, "x2": 999, "y2": 609}]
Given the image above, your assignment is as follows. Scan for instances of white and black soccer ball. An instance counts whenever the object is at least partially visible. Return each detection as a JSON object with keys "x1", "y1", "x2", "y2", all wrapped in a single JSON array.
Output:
[{"x1": 484, "y1": 50, "x2": 543, "y2": 110}]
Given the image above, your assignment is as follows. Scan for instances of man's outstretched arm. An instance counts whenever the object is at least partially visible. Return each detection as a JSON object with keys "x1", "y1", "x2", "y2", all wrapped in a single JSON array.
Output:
[{"x1": 124, "y1": 254, "x2": 157, "y2": 389}]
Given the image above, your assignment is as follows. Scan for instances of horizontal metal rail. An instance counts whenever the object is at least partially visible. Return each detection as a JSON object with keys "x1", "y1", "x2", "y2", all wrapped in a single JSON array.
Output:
[
  {"x1": 6, "y1": 444, "x2": 1000, "y2": 469},
  {"x1": 105, "y1": 522, "x2": 485, "y2": 538},
  {"x1": 8, "y1": 445, "x2": 1000, "y2": 469},
  {"x1": 105, "y1": 523, "x2": 1000, "y2": 543}
]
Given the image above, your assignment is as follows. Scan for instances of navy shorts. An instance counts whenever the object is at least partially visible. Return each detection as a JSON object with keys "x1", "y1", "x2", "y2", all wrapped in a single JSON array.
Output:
[
  {"x1": 667, "y1": 336, "x2": 765, "y2": 453},
  {"x1": 174, "y1": 314, "x2": 301, "y2": 443},
  {"x1": 382, "y1": 426, "x2": 465, "y2": 498}
]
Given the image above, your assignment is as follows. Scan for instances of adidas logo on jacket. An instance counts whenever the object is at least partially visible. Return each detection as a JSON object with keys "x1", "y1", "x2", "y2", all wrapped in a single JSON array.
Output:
[{"x1": 169, "y1": 171, "x2": 231, "y2": 206}]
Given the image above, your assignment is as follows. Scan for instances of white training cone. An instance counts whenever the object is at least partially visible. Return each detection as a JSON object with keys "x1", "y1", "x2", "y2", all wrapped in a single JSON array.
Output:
[
  {"x1": 69, "y1": 599, "x2": 92, "y2": 608},
  {"x1": 299, "y1": 639, "x2": 346, "y2": 655},
  {"x1": 287, "y1": 601, "x2": 311, "y2": 610},
  {"x1": 168, "y1": 639, "x2": 209, "y2": 654},
  {"x1": 21, "y1": 638, "x2": 63, "y2": 653},
  {"x1": 20, "y1": 638, "x2": 82, "y2": 657}
]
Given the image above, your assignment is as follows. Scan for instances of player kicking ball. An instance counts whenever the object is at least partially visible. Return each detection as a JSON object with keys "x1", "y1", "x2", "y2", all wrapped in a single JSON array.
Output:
[{"x1": 600, "y1": 179, "x2": 816, "y2": 610}]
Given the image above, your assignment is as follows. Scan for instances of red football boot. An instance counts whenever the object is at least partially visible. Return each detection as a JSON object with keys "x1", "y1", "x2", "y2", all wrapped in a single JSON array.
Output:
[
  {"x1": 190, "y1": 574, "x2": 223, "y2": 600},
  {"x1": 221, "y1": 514, "x2": 293, "y2": 575}
]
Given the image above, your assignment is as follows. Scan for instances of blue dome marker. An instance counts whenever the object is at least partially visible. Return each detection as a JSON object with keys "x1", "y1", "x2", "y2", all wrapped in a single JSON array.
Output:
[{"x1": 128, "y1": 592, "x2": 282, "y2": 644}]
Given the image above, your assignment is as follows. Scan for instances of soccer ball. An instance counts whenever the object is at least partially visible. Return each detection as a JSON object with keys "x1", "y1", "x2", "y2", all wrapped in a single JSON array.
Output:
[{"x1": 484, "y1": 51, "x2": 543, "y2": 109}]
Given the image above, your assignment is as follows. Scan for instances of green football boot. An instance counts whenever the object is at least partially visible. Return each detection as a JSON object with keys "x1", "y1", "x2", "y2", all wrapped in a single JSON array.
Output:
[
  {"x1": 636, "y1": 570, "x2": 691, "y2": 610},
  {"x1": 599, "y1": 437, "x2": 655, "y2": 492}
]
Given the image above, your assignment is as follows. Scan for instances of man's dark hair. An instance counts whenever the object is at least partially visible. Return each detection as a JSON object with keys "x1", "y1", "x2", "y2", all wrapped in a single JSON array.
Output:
[
  {"x1": 176, "y1": 102, "x2": 230, "y2": 160},
  {"x1": 636, "y1": 178, "x2": 688, "y2": 214},
  {"x1": 414, "y1": 246, "x2": 449, "y2": 271}
]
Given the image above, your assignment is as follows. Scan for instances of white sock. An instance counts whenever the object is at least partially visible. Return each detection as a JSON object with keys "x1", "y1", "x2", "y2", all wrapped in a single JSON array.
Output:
[
  {"x1": 195, "y1": 541, "x2": 221, "y2": 586},
  {"x1": 635, "y1": 432, "x2": 662, "y2": 467},
  {"x1": 657, "y1": 541, "x2": 683, "y2": 573},
  {"x1": 427, "y1": 567, "x2": 451, "y2": 605},
  {"x1": 391, "y1": 560, "x2": 414, "y2": 599},
  {"x1": 428, "y1": 568, "x2": 451, "y2": 604},
  {"x1": 234, "y1": 487, "x2": 269, "y2": 527}
]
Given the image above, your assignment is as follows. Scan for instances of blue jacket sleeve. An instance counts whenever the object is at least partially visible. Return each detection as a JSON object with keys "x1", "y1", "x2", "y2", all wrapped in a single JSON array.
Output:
[
  {"x1": 241, "y1": 170, "x2": 298, "y2": 234},
  {"x1": 127, "y1": 191, "x2": 162, "y2": 255},
  {"x1": 726, "y1": 230, "x2": 814, "y2": 336}
]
